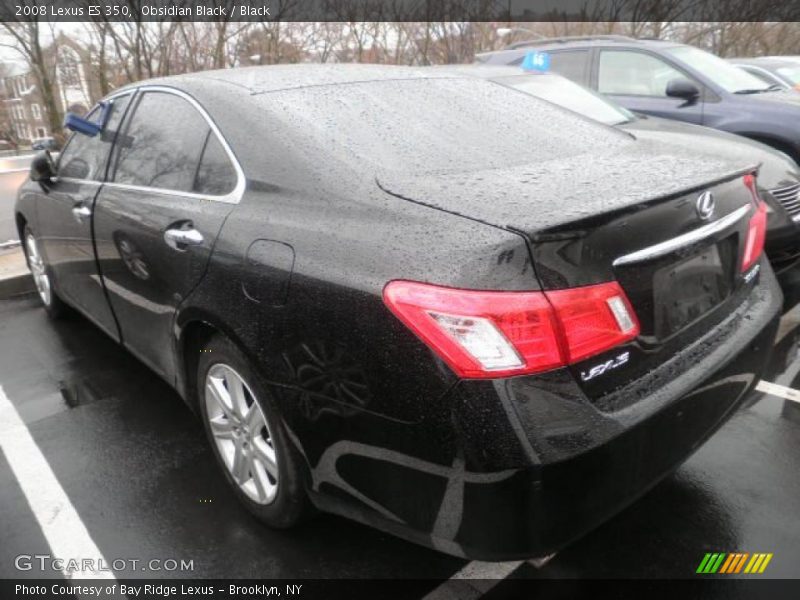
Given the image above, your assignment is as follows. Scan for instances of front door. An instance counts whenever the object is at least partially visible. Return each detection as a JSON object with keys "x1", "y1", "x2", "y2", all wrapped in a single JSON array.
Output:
[
  {"x1": 92, "y1": 89, "x2": 241, "y2": 381},
  {"x1": 596, "y1": 49, "x2": 704, "y2": 125},
  {"x1": 36, "y1": 94, "x2": 133, "y2": 339}
]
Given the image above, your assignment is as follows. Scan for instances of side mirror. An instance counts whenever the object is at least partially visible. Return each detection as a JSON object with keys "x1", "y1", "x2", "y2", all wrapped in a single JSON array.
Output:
[
  {"x1": 666, "y1": 78, "x2": 701, "y2": 102},
  {"x1": 30, "y1": 151, "x2": 57, "y2": 185}
]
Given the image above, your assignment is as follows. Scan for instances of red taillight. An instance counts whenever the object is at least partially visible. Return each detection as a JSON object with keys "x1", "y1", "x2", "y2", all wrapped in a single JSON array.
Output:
[
  {"x1": 743, "y1": 173, "x2": 760, "y2": 207},
  {"x1": 741, "y1": 173, "x2": 767, "y2": 273},
  {"x1": 742, "y1": 201, "x2": 767, "y2": 272},
  {"x1": 546, "y1": 282, "x2": 639, "y2": 364},
  {"x1": 383, "y1": 280, "x2": 639, "y2": 379}
]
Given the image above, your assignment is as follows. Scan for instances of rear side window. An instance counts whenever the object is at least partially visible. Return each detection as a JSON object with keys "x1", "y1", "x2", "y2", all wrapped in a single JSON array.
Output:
[
  {"x1": 193, "y1": 132, "x2": 237, "y2": 195},
  {"x1": 549, "y1": 51, "x2": 590, "y2": 84},
  {"x1": 112, "y1": 92, "x2": 209, "y2": 192},
  {"x1": 58, "y1": 95, "x2": 131, "y2": 181},
  {"x1": 510, "y1": 50, "x2": 589, "y2": 84},
  {"x1": 598, "y1": 50, "x2": 686, "y2": 96}
]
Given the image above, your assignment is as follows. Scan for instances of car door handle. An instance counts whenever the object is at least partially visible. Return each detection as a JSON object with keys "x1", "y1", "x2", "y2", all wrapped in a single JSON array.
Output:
[
  {"x1": 164, "y1": 227, "x2": 204, "y2": 250},
  {"x1": 72, "y1": 205, "x2": 92, "y2": 223}
]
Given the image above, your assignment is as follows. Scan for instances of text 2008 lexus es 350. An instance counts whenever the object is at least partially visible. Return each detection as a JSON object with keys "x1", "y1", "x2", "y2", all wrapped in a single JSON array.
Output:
[{"x1": 15, "y1": 65, "x2": 780, "y2": 560}]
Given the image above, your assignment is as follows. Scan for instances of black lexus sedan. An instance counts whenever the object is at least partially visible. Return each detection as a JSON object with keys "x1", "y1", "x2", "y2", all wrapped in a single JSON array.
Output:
[{"x1": 15, "y1": 65, "x2": 781, "y2": 560}]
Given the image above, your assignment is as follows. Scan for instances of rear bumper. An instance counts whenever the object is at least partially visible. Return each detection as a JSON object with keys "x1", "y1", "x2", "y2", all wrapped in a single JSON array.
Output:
[
  {"x1": 439, "y1": 259, "x2": 782, "y2": 560},
  {"x1": 306, "y1": 260, "x2": 781, "y2": 561}
]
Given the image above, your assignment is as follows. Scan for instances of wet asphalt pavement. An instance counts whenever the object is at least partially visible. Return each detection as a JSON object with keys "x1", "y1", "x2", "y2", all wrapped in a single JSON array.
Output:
[{"x1": 0, "y1": 291, "x2": 799, "y2": 587}]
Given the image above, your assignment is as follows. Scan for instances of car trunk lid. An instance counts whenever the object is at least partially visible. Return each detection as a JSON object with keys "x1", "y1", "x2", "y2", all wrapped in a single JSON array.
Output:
[{"x1": 528, "y1": 172, "x2": 762, "y2": 402}]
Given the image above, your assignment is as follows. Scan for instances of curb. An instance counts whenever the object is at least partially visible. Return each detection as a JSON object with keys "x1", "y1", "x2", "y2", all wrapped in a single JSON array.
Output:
[
  {"x1": 0, "y1": 271, "x2": 34, "y2": 300},
  {"x1": 0, "y1": 247, "x2": 34, "y2": 300}
]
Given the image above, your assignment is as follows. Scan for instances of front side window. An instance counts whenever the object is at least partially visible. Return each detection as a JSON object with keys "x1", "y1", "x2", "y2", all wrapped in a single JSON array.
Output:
[
  {"x1": 598, "y1": 50, "x2": 689, "y2": 97},
  {"x1": 112, "y1": 92, "x2": 210, "y2": 192},
  {"x1": 58, "y1": 94, "x2": 131, "y2": 181}
]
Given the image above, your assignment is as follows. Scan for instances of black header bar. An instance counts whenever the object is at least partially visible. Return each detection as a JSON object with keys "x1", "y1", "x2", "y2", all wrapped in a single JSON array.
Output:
[{"x1": 0, "y1": 0, "x2": 799, "y2": 23}]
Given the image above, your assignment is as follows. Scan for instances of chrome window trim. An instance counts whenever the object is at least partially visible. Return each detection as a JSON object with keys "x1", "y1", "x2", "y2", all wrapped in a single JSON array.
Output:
[
  {"x1": 106, "y1": 85, "x2": 245, "y2": 204},
  {"x1": 56, "y1": 90, "x2": 135, "y2": 176},
  {"x1": 57, "y1": 177, "x2": 102, "y2": 186},
  {"x1": 612, "y1": 204, "x2": 751, "y2": 267},
  {"x1": 59, "y1": 86, "x2": 245, "y2": 204}
]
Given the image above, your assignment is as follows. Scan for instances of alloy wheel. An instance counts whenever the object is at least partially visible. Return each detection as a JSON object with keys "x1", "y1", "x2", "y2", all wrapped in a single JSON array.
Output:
[
  {"x1": 25, "y1": 233, "x2": 52, "y2": 307},
  {"x1": 204, "y1": 364, "x2": 279, "y2": 504}
]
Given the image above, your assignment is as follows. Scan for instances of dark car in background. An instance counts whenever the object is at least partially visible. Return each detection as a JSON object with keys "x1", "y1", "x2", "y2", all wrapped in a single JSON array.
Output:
[
  {"x1": 16, "y1": 65, "x2": 780, "y2": 560},
  {"x1": 449, "y1": 65, "x2": 800, "y2": 274},
  {"x1": 729, "y1": 57, "x2": 800, "y2": 93},
  {"x1": 31, "y1": 137, "x2": 59, "y2": 151},
  {"x1": 477, "y1": 36, "x2": 800, "y2": 162}
]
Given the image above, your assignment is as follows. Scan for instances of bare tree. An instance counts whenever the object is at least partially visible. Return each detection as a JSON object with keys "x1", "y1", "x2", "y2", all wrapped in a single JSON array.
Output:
[{"x1": 0, "y1": 16, "x2": 62, "y2": 136}]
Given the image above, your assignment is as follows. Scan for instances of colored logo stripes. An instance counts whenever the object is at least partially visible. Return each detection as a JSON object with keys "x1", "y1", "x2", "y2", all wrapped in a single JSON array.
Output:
[{"x1": 696, "y1": 552, "x2": 773, "y2": 574}]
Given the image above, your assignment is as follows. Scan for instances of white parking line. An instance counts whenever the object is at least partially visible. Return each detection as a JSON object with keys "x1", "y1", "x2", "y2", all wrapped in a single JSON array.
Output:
[
  {"x1": 422, "y1": 560, "x2": 524, "y2": 600},
  {"x1": 756, "y1": 380, "x2": 800, "y2": 404},
  {"x1": 0, "y1": 385, "x2": 115, "y2": 580}
]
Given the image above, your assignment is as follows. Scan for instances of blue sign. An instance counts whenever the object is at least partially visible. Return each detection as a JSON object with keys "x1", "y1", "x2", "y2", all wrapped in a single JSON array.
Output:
[
  {"x1": 63, "y1": 101, "x2": 110, "y2": 138},
  {"x1": 521, "y1": 51, "x2": 551, "y2": 72}
]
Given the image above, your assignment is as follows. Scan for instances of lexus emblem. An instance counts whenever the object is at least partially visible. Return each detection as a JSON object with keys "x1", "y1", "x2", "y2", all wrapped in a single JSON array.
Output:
[{"x1": 696, "y1": 191, "x2": 715, "y2": 221}]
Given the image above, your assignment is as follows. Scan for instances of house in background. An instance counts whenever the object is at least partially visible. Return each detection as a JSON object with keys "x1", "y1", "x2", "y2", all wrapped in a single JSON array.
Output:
[{"x1": 1, "y1": 35, "x2": 99, "y2": 146}]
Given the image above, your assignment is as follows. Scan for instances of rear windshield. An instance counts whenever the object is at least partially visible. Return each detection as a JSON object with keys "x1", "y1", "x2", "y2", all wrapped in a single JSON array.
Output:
[
  {"x1": 262, "y1": 78, "x2": 628, "y2": 175},
  {"x1": 495, "y1": 74, "x2": 634, "y2": 126}
]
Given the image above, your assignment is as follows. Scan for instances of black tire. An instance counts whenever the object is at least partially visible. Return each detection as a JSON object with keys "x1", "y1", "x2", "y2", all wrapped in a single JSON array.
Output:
[
  {"x1": 22, "y1": 226, "x2": 67, "y2": 319},
  {"x1": 196, "y1": 333, "x2": 311, "y2": 528}
]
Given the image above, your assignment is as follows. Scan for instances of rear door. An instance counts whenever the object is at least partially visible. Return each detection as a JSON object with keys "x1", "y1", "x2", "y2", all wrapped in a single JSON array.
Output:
[
  {"x1": 93, "y1": 88, "x2": 242, "y2": 380},
  {"x1": 36, "y1": 94, "x2": 132, "y2": 339},
  {"x1": 595, "y1": 48, "x2": 704, "y2": 124}
]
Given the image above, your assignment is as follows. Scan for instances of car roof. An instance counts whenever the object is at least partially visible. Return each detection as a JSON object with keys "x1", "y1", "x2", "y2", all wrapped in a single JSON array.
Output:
[
  {"x1": 507, "y1": 36, "x2": 681, "y2": 50},
  {"x1": 428, "y1": 64, "x2": 561, "y2": 80},
  {"x1": 118, "y1": 64, "x2": 459, "y2": 96},
  {"x1": 475, "y1": 36, "x2": 684, "y2": 63}
]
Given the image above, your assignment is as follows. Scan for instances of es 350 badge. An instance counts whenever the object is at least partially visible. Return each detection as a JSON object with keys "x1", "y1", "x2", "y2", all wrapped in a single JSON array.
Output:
[{"x1": 580, "y1": 351, "x2": 630, "y2": 382}]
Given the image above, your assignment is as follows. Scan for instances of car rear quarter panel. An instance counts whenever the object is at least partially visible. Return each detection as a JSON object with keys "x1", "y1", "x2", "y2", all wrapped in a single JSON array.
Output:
[{"x1": 178, "y1": 177, "x2": 539, "y2": 476}]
